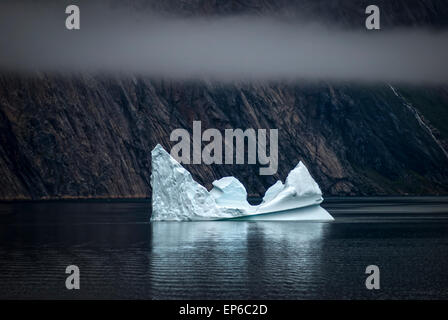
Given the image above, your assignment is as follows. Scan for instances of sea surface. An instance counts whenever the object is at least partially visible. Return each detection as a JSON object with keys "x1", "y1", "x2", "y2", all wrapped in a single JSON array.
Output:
[{"x1": 0, "y1": 197, "x2": 447, "y2": 299}]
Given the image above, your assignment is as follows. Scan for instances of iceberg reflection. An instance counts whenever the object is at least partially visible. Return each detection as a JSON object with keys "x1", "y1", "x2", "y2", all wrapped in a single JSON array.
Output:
[{"x1": 149, "y1": 221, "x2": 328, "y2": 299}]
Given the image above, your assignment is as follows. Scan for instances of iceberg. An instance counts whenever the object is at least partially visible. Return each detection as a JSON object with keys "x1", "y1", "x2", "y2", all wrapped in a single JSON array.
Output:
[
  {"x1": 210, "y1": 176, "x2": 254, "y2": 215},
  {"x1": 150, "y1": 144, "x2": 334, "y2": 221},
  {"x1": 151, "y1": 144, "x2": 227, "y2": 221}
]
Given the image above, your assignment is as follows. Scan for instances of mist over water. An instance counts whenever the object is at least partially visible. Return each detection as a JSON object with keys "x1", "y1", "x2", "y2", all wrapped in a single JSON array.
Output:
[{"x1": 1, "y1": 2, "x2": 448, "y2": 84}]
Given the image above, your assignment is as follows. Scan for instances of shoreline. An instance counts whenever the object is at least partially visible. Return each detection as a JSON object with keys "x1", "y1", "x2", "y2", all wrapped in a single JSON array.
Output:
[{"x1": 2, "y1": 195, "x2": 448, "y2": 204}]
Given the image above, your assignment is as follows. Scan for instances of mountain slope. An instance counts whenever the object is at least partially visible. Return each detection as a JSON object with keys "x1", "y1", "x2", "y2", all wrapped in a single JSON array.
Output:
[
  {"x1": 0, "y1": 0, "x2": 447, "y2": 200},
  {"x1": 0, "y1": 75, "x2": 447, "y2": 200}
]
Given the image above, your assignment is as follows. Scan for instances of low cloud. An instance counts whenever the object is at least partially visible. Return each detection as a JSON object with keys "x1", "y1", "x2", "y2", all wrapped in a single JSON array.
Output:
[{"x1": 1, "y1": 2, "x2": 447, "y2": 84}]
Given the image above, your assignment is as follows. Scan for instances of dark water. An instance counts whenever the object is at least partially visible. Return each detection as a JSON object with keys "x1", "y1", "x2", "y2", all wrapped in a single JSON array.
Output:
[{"x1": 0, "y1": 198, "x2": 447, "y2": 299}]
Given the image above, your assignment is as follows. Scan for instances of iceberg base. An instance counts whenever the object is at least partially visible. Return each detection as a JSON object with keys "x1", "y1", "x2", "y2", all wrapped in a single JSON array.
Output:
[{"x1": 217, "y1": 204, "x2": 334, "y2": 221}]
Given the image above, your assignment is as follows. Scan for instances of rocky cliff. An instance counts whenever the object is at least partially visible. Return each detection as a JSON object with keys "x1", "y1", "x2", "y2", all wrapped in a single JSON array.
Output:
[
  {"x1": 0, "y1": 0, "x2": 447, "y2": 200},
  {"x1": 1, "y1": 75, "x2": 447, "y2": 200}
]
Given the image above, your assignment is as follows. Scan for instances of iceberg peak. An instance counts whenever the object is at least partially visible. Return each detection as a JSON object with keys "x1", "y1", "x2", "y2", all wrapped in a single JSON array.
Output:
[
  {"x1": 285, "y1": 161, "x2": 322, "y2": 198},
  {"x1": 151, "y1": 144, "x2": 223, "y2": 221}
]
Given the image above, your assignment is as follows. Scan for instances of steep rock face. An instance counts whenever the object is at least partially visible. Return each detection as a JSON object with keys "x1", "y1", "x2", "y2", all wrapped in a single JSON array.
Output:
[
  {"x1": 0, "y1": 0, "x2": 448, "y2": 200},
  {"x1": 0, "y1": 75, "x2": 448, "y2": 200}
]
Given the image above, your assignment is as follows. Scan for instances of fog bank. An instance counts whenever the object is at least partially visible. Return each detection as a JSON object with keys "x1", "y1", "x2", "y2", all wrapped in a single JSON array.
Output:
[{"x1": 1, "y1": 2, "x2": 447, "y2": 84}]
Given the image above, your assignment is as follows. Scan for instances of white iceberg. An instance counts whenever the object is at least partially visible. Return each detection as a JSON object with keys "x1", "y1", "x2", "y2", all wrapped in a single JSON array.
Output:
[
  {"x1": 150, "y1": 144, "x2": 334, "y2": 221},
  {"x1": 151, "y1": 144, "x2": 227, "y2": 221},
  {"x1": 262, "y1": 180, "x2": 284, "y2": 203},
  {"x1": 210, "y1": 176, "x2": 254, "y2": 215},
  {"x1": 210, "y1": 176, "x2": 251, "y2": 207}
]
